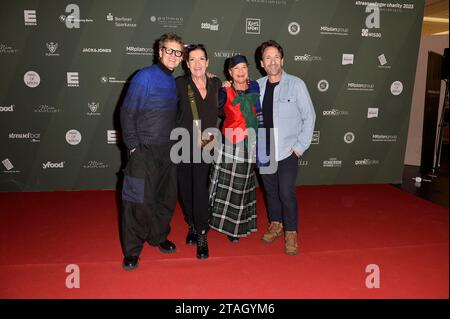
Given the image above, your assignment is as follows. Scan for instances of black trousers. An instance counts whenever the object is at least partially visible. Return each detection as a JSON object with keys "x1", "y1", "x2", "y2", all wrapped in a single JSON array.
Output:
[
  {"x1": 260, "y1": 153, "x2": 299, "y2": 232},
  {"x1": 121, "y1": 143, "x2": 177, "y2": 257},
  {"x1": 177, "y1": 161, "x2": 211, "y2": 233}
]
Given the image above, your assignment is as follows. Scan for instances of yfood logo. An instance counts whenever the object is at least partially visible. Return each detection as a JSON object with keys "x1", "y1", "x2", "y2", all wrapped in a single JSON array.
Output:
[
  {"x1": 0, "y1": 105, "x2": 14, "y2": 112},
  {"x1": 43, "y1": 161, "x2": 65, "y2": 169}
]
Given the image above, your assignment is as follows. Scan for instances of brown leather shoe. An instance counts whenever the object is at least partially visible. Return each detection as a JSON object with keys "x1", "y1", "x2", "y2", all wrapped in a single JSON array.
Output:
[
  {"x1": 285, "y1": 231, "x2": 298, "y2": 255},
  {"x1": 262, "y1": 221, "x2": 284, "y2": 243}
]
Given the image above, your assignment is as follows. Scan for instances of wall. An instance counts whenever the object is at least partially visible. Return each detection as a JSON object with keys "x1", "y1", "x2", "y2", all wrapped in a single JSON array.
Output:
[
  {"x1": 404, "y1": 34, "x2": 448, "y2": 166},
  {"x1": 0, "y1": 0, "x2": 425, "y2": 191}
]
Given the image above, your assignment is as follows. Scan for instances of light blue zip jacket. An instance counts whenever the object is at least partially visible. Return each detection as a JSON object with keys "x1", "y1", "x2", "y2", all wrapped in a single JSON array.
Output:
[{"x1": 257, "y1": 70, "x2": 316, "y2": 161}]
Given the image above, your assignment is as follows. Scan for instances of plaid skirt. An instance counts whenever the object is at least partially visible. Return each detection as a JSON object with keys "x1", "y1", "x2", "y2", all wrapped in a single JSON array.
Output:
[{"x1": 209, "y1": 142, "x2": 257, "y2": 237}]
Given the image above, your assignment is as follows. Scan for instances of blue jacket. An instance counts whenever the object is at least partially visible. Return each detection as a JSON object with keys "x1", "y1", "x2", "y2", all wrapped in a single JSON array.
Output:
[
  {"x1": 121, "y1": 64, "x2": 178, "y2": 149},
  {"x1": 257, "y1": 70, "x2": 316, "y2": 161}
]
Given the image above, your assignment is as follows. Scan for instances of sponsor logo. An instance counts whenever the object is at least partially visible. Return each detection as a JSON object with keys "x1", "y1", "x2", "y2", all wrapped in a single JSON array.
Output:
[
  {"x1": 355, "y1": 158, "x2": 380, "y2": 166},
  {"x1": 372, "y1": 134, "x2": 397, "y2": 142},
  {"x1": 83, "y1": 160, "x2": 110, "y2": 169},
  {"x1": 87, "y1": 102, "x2": 100, "y2": 116},
  {"x1": 201, "y1": 18, "x2": 219, "y2": 31},
  {"x1": 2, "y1": 159, "x2": 13, "y2": 171},
  {"x1": 8, "y1": 132, "x2": 41, "y2": 143},
  {"x1": 66, "y1": 129, "x2": 82, "y2": 145},
  {"x1": 67, "y1": 72, "x2": 79, "y2": 87},
  {"x1": 320, "y1": 25, "x2": 349, "y2": 36},
  {"x1": 390, "y1": 81, "x2": 403, "y2": 95},
  {"x1": 42, "y1": 161, "x2": 65, "y2": 169},
  {"x1": 24, "y1": 10, "x2": 37, "y2": 26},
  {"x1": 245, "y1": 0, "x2": 287, "y2": 4},
  {"x1": 125, "y1": 46, "x2": 153, "y2": 56},
  {"x1": 214, "y1": 50, "x2": 241, "y2": 59},
  {"x1": 0, "y1": 105, "x2": 14, "y2": 112},
  {"x1": 24, "y1": 71, "x2": 40, "y2": 88},
  {"x1": 246, "y1": 18, "x2": 261, "y2": 34},
  {"x1": 82, "y1": 47, "x2": 112, "y2": 54},
  {"x1": 377, "y1": 54, "x2": 392, "y2": 69},
  {"x1": 367, "y1": 108, "x2": 379, "y2": 118},
  {"x1": 294, "y1": 54, "x2": 322, "y2": 62},
  {"x1": 106, "y1": 13, "x2": 137, "y2": 28},
  {"x1": 347, "y1": 82, "x2": 375, "y2": 91},
  {"x1": 2, "y1": 159, "x2": 20, "y2": 173},
  {"x1": 46, "y1": 42, "x2": 60, "y2": 56},
  {"x1": 150, "y1": 16, "x2": 184, "y2": 28},
  {"x1": 317, "y1": 80, "x2": 329, "y2": 92},
  {"x1": 323, "y1": 157, "x2": 342, "y2": 168},
  {"x1": 60, "y1": 4, "x2": 93, "y2": 29},
  {"x1": 311, "y1": 131, "x2": 320, "y2": 144},
  {"x1": 344, "y1": 132, "x2": 355, "y2": 144},
  {"x1": 342, "y1": 54, "x2": 354, "y2": 65},
  {"x1": 107, "y1": 130, "x2": 118, "y2": 144},
  {"x1": 0, "y1": 44, "x2": 19, "y2": 54},
  {"x1": 322, "y1": 108, "x2": 349, "y2": 116},
  {"x1": 288, "y1": 22, "x2": 300, "y2": 35},
  {"x1": 34, "y1": 105, "x2": 61, "y2": 113},
  {"x1": 298, "y1": 160, "x2": 309, "y2": 166},
  {"x1": 361, "y1": 28, "x2": 381, "y2": 38},
  {"x1": 100, "y1": 76, "x2": 126, "y2": 84}
]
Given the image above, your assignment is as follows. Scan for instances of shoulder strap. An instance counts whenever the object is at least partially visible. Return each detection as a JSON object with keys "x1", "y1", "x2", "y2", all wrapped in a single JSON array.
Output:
[{"x1": 187, "y1": 84, "x2": 200, "y2": 121}]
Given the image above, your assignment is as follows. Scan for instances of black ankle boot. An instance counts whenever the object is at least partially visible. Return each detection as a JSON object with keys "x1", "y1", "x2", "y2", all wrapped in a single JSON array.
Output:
[
  {"x1": 186, "y1": 224, "x2": 197, "y2": 245},
  {"x1": 227, "y1": 235, "x2": 240, "y2": 243},
  {"x1": 196, "y1": 230, "x2": 209, "y2": 259}
]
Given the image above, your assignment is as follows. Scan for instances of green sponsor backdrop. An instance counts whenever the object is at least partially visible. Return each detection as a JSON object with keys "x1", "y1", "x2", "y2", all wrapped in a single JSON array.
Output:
[{"x1": 0, "y1": 0, "x2": 424, "y2": 191}]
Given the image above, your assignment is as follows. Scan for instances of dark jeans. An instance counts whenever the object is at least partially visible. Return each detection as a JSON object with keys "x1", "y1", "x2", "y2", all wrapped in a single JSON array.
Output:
[
  {"x1": 260, "y1": 153, "x2": 299, "y2": 232},
  {"x1": 178, "y1": 161, "x2": 211, "y2": 233},
  {"x1": 121, "y1": 143, "x2": 177, "y2": 257}
]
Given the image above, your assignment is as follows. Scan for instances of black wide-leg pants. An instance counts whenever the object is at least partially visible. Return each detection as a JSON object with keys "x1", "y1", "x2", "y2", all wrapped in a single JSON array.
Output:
[{"x1": 121, "y1": 143, "x2": 177, "y2": 257}]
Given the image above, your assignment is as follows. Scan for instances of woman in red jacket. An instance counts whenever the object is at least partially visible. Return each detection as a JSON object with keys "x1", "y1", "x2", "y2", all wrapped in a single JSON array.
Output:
[{"x1": 209, "y1": 55, "x2": 263, "y2": 243}]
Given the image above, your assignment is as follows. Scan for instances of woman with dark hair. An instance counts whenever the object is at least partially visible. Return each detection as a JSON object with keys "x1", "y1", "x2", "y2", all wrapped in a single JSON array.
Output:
[
  {"x1": 209, "y1": 54, "x2": 264, "y2": 243},
  {"x1": 176, "y1": 44, "x2": 222, "y2": 259}
]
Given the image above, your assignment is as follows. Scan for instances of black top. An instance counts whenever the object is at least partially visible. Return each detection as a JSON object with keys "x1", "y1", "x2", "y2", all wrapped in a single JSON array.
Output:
[
  {"x1": 176, "y1": 75, "x2": 222, "y2": 133},
  {"x1": 262, "y1": 81, "x2": 279, "y2": 155}
]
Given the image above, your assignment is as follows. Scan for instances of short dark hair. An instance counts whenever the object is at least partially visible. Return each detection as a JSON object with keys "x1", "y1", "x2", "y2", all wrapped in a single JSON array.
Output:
[
  {"x1": 260, "y1": 40, "x2": 284, "y2": 60},
  {"x1": 185, "y1": 43, "x2": 208, "y2": 60},
  {"x1": 158, "y1": 32, "x2": 184, "y2": 50}
]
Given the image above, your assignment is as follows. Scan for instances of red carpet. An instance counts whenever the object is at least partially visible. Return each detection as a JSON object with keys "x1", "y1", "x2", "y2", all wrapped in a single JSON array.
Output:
[{"x1": 0, "y1": 185, "x2": 448, "y2": 298}]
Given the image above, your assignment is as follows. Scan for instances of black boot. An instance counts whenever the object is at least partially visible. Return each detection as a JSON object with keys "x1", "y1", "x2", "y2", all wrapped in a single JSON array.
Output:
[
  {"x1": 196, "y1": 230, "x2": 209, "y2": 259},
  {"x1": 227, "y1": 235, "x2": 240, "y2": 243},
  {"x1": 186, "y1": 224, "x2": 197, "y2": 245}
]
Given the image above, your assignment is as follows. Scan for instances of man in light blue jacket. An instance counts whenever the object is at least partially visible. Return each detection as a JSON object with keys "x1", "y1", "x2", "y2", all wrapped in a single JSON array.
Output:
[{"x1": 257, "y1": 40, "x2": 316, "y2": 255}]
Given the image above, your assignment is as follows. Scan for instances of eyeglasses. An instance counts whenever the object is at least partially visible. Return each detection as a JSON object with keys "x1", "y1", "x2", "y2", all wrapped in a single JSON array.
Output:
[{"x1": 162, "y1": 46, "x2": 183, "y2": 57}]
